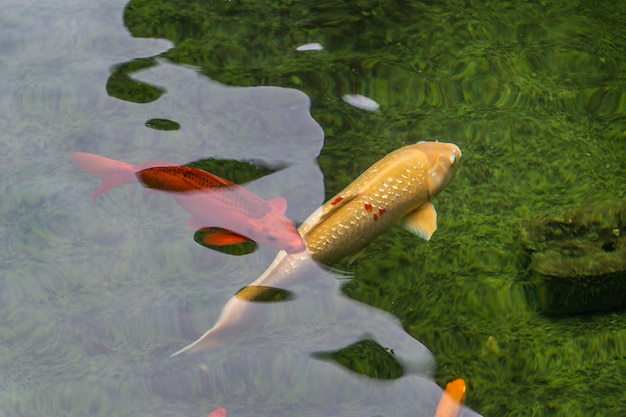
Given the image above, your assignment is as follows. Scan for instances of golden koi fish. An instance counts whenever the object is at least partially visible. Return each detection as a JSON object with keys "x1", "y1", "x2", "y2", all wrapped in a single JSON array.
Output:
[{"x1": 171, "y1": 141, "x2": 462, "y2": 356}]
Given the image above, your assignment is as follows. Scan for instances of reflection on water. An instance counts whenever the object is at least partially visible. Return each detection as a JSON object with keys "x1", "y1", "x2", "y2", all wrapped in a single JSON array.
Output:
[
  {"x1": 164, "y1": 263, "x2": 450, "y2": 417},
  {"x1": 1, "y1": 0, "x2": 626, "y2": 416}
]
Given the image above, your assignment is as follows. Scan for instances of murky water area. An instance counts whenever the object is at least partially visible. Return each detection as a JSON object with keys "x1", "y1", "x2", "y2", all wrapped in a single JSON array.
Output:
[{"x1": 1, "y1": 0, "x2": 625, "y2": 416}]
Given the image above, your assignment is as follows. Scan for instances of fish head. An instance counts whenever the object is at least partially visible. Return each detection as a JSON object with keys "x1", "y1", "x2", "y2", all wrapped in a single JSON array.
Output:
[
  {"x1": 252, "y1": 217, "x2": 306, "y2": 254},
  {"x1": 416, "y1": 141, "x2": 462, "y2": 198}
]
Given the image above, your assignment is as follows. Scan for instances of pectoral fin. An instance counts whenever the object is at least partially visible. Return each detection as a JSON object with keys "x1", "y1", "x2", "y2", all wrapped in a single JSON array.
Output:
[
  {"x1": 193, "y1": 227, "x2": 258, "y2": 256},
  {"x1": 401, "y1": 201, "x2": 437, "y2": 240},
  {"x1": 202, "y1": 230, "x2": 251, "y2": 246},
  {"x1": 344, "y1": 246, "x2": 369, "y2": 264}
]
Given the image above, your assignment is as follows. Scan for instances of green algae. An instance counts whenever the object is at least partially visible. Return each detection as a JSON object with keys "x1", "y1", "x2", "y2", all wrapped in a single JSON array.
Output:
[
  {"x1": 107, "y1": 58, "x2": 164, "y2": 103},
  {"x1": 184, "y1": 157, "x2": 283, "y2": 185},
  {"x1": 311, "y1": 339, "x2": 405, "y2": 380},
  {"x1": 145, "y1": 118, "x2": 181, "y2": 131}
]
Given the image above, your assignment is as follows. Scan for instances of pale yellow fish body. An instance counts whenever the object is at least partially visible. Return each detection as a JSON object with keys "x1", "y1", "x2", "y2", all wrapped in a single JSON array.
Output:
[
  {"x1": 170, "y1": 141, "x2": 462, "y2": 356},
  {"x1": 301, "y1": 141, "x2": 462, "y2": 265}
]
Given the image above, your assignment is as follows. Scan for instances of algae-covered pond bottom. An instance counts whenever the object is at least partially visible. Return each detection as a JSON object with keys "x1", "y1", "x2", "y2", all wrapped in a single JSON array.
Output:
[{"x1": 1, "y1": 0, "x2": 626, "y2": 416}]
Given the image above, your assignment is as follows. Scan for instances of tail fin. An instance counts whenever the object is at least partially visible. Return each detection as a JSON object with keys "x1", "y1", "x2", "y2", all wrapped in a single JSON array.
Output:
[
  {"x1": 169, "y1": 328, "x2": 225, "y2": 357},
  {"x1": 169, "y1": 304, "x2": 244, "y2": 357},
  {"x1": 72, "y1": 152, "x2": 139, "y2": 201}
]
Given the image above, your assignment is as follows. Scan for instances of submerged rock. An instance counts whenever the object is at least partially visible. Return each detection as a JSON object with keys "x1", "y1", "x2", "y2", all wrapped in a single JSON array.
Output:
[{"x1": 521, "y1": 200, "x2": 626, "y2": 315}]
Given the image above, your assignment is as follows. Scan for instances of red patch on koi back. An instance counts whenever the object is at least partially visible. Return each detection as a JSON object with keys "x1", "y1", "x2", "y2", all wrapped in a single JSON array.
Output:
[
  {"x1": 364, "y1": 204, "x2": 386, "y2": 221},
  {"x1": 330, "y1": 196, "x2": 344, "y2": 205}
]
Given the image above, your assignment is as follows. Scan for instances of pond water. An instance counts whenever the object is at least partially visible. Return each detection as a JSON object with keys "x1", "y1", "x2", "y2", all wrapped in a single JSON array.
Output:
[{"x1": 1, "y1": 0, "x2": 625, "y2": 416}]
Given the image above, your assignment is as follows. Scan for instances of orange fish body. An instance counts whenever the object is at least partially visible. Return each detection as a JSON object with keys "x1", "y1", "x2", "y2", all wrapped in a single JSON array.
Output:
[
  {"x1": 72, "y1": 152, "x2": 305, "y2": 254},
  {"x1": 435, "y1": 378, "x2": 466, "y2": 417},
  {"x1": 170, "y1": 141, "x2": 462, "y2": 356},
  {"x1": 138, "y1": 165, "x2": 234, "y2": 192}
]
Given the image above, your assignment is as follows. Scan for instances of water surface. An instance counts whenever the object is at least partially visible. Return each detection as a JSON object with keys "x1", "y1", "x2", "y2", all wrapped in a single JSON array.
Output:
[{"x1": 1, "y1": 0, "x2": 626, "y2": 416}]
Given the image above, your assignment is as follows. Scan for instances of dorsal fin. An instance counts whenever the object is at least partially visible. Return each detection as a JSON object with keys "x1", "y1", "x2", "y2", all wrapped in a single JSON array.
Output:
[{"x1": 298, "y1": 193, "x2": 358, "y2": 238}]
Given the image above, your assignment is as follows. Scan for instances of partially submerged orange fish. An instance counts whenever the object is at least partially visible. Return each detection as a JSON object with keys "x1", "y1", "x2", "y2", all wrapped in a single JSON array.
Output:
[
  {"x1": 171, "y1": 141, "x2": 462, "y2": 356},
  {"x1": 435, "y1": 378, "x2": 466, "y2": 417},
  {"x1": 207, "y1": 407, "x2": 227, "y2": 417},
  {"x1": 72, "y1": 152, "x2": 305, "y2": 254}
]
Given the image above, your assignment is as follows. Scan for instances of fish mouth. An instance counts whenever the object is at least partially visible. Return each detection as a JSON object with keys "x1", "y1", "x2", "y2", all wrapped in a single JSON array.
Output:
[
  {"x1": 292, "y1": 247, "x2": 306, "y2": 254},
  {"x1": 285, "y1": 241, "x2": 307, "y2": 254}
]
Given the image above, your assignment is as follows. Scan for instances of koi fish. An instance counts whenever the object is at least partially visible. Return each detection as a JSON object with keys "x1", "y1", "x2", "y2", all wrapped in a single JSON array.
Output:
[
  {"x1": 435, "y1": 378, "x2": 466, "y2": 417},
  {"x1": 207, "y1": 407, "x2": 227, "y2": 417},
  {"x1": 72, "y1": 152, "x2": 305, "y2": 254},
  {"x1": 170, "y1": 141, "x2": 461, "y2": 356}
]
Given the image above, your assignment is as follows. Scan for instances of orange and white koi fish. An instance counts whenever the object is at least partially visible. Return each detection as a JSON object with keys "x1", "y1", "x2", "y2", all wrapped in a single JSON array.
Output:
[
  {"x1": 72, "y1": 152, "x2": 305, "y2": 254},
  {"x1": 207, "y1": 407, "x2": 227, "y2": 417},
  {"x1": 170, "y1": 141, "x2": 462, "y2": 356},
  {"x1": 435, "y1": 378, "x2": 466, "y2": 417}
]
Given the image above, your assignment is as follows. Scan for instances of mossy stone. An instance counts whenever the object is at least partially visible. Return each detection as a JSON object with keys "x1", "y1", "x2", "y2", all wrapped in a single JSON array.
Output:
[{"x1": 522, "y1": 201, "x2": 626, "y2": 315}]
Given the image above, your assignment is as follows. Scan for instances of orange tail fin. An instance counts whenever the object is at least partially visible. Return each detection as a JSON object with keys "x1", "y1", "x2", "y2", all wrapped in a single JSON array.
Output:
[
  {"x1": 435, "y1": 378, "x2": 466, "y2": 417},
  {"x1": 72, "y1": 152, "x2": 139, "y2": 201}
]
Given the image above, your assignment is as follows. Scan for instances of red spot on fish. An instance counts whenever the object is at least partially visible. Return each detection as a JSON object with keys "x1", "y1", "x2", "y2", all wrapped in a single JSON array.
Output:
[
  {"x1": 378, "y1": 208, "x2": 386, "y2": 217},
  {"x1": 331, "y1": 196, "x2": 344, "y2": 206},
  {"x1": 364, "y1": 203, "x2": 373, "y2": 212},
  {"x1": 373, "y1": 214, "x2": 379, "y2": 221}
]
